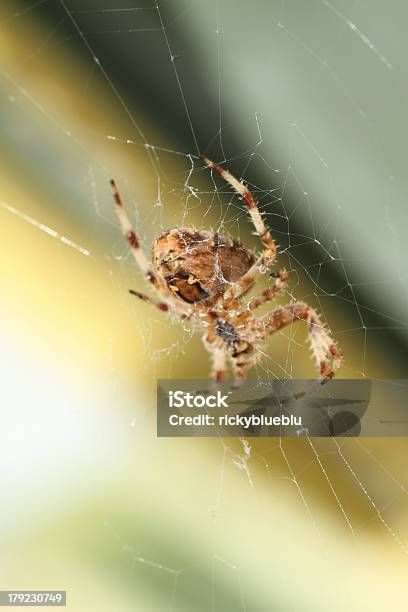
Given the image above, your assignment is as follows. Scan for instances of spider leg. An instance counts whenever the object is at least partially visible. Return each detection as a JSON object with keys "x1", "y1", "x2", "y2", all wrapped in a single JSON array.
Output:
[
  {"x1": 259, "y1": 302, "x2": 342, "y2": 381},
  {"x1": 247, "y1": 268, "x2": 289, "y2": 310},
  {"x1": 228, "y1": 339, "x2": 261, "y2": 388},
  {"x1": 230, "y1": 355, "x2": 257, "y2": 388},
  {"x1": 111, "y1": 179, "x2": 192, "y2": 318},
  {"x1": 202, "y1": 157, "x2": 277, "y2": 284},
  {"x1": 111, "y1": 180, "x2": 163, "y2": 287},
  {"x1": 202, "y1": 333, "x2": 227, "y2": 384},
  {"x1": 129, "y1": 289, "x2": 170, "y2": 313}
]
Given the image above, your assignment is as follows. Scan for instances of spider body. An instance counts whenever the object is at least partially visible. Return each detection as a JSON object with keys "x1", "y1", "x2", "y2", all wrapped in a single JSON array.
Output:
[
  {"x1": 111, "y1": 157, "x2": 342, "y2": 385},
  {"x1": 152, "y1": 228, "x2": 257, "y2": 304}
]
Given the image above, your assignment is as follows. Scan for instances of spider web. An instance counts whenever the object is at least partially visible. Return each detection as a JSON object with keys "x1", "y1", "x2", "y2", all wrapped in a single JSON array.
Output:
[{"x1": 1, "y1": 0, "x2": 408, "y2": 610}]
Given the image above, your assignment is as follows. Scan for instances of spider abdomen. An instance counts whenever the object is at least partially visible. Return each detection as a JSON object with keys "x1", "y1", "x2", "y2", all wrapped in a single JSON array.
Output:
[{"x1": 152, "y1": 228, "x2": 256, "y2": 303}]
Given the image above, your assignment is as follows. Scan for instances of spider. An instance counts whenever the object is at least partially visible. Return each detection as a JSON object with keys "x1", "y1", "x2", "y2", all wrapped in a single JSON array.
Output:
[{"x1": 111, "y1": 157, "x2": 342, "y2": 386}]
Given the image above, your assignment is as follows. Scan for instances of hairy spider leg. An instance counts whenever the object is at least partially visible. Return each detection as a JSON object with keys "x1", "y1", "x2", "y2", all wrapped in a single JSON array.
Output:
[
  {"x1": 202, "y1": 328, "x2": 228, "y2": 384},
  {"x1": 260, "y1": 302, "x2": 342, "y2": 380},
  {"x1": 247, "y1": 268, "x2": 290, "y2": 310},
  {"x1": 111, "y1": 180, "x2": 161, "y2": 286},
  {"x1": 201, "y1": 157, "x2": 278, "y2": 299},
  {"x1": 111, "y1": 179, "x2": 193, "y2": 318},
  {"x1": 230, "y1": 349, "x2": 260, "y2": 387},
  {"x1": 128, "y1": 289, "x2": 170, "y2": 313}
]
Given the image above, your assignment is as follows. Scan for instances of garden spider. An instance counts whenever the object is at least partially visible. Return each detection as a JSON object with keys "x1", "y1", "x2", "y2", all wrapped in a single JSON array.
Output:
[{"x1": 111, "y1": 157, "x2": 342, "y2": 386}]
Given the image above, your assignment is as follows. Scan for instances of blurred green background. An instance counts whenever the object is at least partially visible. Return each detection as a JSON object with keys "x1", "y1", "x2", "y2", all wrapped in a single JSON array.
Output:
[{"x1": 1, "y1": 1, "x2": 408, "y2": 610}]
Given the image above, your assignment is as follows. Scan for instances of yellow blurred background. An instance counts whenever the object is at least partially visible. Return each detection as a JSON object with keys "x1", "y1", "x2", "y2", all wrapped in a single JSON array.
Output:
[{"x1": 1, "y1": 1, "x2": 408, "y2": 610}]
